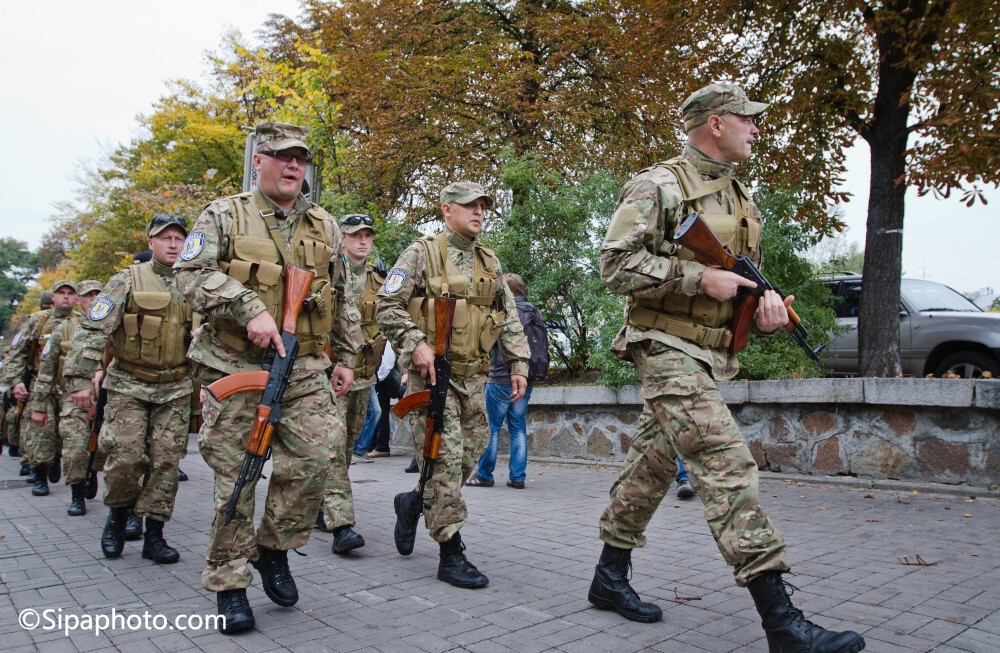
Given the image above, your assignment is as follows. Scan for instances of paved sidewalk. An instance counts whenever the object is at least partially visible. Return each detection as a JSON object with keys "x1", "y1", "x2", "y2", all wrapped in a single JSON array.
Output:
[{"x1": 1, "y1": 443, "x2": 998, "y2": 652}]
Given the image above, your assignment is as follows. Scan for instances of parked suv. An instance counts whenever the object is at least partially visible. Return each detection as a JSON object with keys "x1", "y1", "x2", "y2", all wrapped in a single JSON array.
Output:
[{"x1": 821, "y1": 273, "x2": 1000, "y2": 377}]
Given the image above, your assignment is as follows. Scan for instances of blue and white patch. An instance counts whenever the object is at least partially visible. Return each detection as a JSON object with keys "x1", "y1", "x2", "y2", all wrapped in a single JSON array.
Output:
[
  {"x1": 179, "y1": 232, "x2": 205, "y2": 261},
  {"x1": 383, "y1": 268, "x2": 408, "y2": 294},
  {"x1": 41, "y1": 341, "x2": 52, "y2": 358},
  {"x1": 10, "y1": 331, "x2": 22, "y2": 348},
  {"x1": 90, "y1": 297, "x2": 115, "y2": 321}
]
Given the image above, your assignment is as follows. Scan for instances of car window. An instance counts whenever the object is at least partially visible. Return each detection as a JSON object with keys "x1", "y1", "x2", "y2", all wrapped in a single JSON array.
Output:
[
  {"x1": 828, "y1": 281, "x2": 862, "y2": 318},
  {"x1": 901, "y1": 279, "x2": 982, "y2": 312}
]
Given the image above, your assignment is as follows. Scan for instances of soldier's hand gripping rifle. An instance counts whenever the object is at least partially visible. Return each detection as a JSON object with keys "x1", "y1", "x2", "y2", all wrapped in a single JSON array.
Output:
[
  {"x1": 673, "y1": 212, "x2": 825, "y2": 361},
  {"x1": 205, "y1": 264, "x2": 316, "y2": 525},
  {"x1": 84, "y1": 341, "x2": 113, "y2": 500},
  {"x1": 389, "y1": 289, "x2": 457, "y2": 555}
]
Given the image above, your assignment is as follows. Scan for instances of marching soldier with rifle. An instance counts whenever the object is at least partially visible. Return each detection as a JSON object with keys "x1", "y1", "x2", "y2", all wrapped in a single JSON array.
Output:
[
  {"x1": 2, "y1": 281, "x2": 78, "y2": 496},
  {"x1": 590, "y1": 83, "x2": 864, "y2": 653},
  {"x1": 29, "y1": 280, "x2": 104, "y2": 515},
  {"x1": 377, "y1": 182, "x2": 530, "y2": 589},
  {"x1": 64, "y1": 216, "x2": 193, "y2": 566},
  {"x1": 175, "y1": 121, "x2": 361, "y2": 635}
]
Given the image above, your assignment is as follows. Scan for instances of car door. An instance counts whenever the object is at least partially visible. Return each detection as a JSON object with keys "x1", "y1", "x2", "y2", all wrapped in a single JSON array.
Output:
[{"x1": 826, "y1": 280, "x2": 861, "y2": 373}]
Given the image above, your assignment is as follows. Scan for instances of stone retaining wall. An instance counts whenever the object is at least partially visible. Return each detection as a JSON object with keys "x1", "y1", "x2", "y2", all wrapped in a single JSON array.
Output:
[{"x1": 390, "y1": 378, "x2": 1000, "y2": 487}]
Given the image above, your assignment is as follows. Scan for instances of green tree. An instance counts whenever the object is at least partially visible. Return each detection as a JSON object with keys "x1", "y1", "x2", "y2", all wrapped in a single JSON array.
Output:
[{"x1": 0, "y1": 239, "x2": 40, "y2": 336}]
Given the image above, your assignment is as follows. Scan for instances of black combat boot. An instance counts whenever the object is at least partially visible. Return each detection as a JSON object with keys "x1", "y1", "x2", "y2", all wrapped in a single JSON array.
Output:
[
  {"x1": 404, "y1": 457, "x2": 419, "y2": 473},
  {"x1": 216, "y1": 588, "x2": 255, "y2": 635},
  {"x1": 178, "y1": 468, "x2": 188, "y2": 481},
  {"x1": 748, "y1": 572, "x2": 865, "y2": 653},
  {"x1": 67, "y1": 483, "x2": 87, "y2": 516},
  {"x1": 587, "y1": 543, "x2": 663, "y2": 622},
  {"x1": 101, "y1": 506, "x2": 129, "y2": 558},
  {"x1": 251, "y1": 546, "x2": 298, "y2": 606},
  {"x1": 314, "y1": 511, "x2": 327, "y2": 532},
  {"x1": 332, "y1": 525, "x2": 365, "y2": 554},
  {"x1": 437, "y1": 532, "x2": 489, "y2": 588},
  {"x1": 124, "y1": 505, "x2": 143, "y2": 540},
  {"x1": 393, "y1": 490, "x2": 421, "y2": 555},
  {"x1": 8, "y1": 444, "x2": 19, "y2": 457},
  {"x1": 24, "y1": 465, "x2": 35, "y2": 480},
  {"x1": 142, "y1": 518, "x2": 180, "y2": 564},
  {"x1": 31, "y1": 466, "x2": 49, "y2": 496},
  {"x1": 83, "y1": 472, "x2": 98, "y2": 500},
  {"x1": 48, "y1": 457, "x2": 61, "y2": 483}
]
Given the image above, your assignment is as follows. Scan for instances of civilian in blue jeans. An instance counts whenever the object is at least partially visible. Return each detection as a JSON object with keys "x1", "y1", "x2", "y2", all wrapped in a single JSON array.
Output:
[
  {"x1": 675, "y1": 458, "x2": 695, "y2": 499},
  {"x1": 351, "y1": 387, "x2": 381, "y2": 461},
  {"x1": 467, "y1": 274, "x2": 541, "y2": 489}
]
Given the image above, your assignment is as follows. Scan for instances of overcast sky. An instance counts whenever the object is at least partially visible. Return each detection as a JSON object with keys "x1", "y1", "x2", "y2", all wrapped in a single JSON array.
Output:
[{"x1": 3, "y1": 2, "x2": 997, "y2": 296}]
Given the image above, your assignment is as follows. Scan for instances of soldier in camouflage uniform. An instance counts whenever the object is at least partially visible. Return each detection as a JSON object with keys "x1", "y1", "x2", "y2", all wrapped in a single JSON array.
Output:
[
  {"x1": 175, "y1": 121, "x2": 362, "y2": 635},
  {"x1": 4, "y1": 291, "x2": 53, "y2": 472},
  {"x1": 64, "y1": 216, "x2": 193, "y2": 566},
  {"x1": 590, "y1": 84, "x2": 864, "y2": 653},
  {"x1": 377, "y1": 182, "x2": 530, "y2": 589},
  {"x1": 3, "y1": 280, "x2": 78, "y2": 496},
  {"x1": 29, "y1": 280, "x2": 104, "y2": 516},
  {"x1": 317, "y1": 214, "x2": 386, "y2": 555}
]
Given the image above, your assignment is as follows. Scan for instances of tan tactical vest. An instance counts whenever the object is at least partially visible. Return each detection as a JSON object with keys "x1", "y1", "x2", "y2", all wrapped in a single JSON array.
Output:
[
  {"x1": 626, "y1": 158, "x2": 763, "y2": 349},
  {"x1": 406, "y1": 232, "x2": 506, "y2": 377},
  {"x1": 112, "y1": 263, "x2": 193, "y2": 383},
  {"x1": 55, "y1": 314, "x2": 80, "y2": 389},
  {"x1": 209, "y1": 190, "x2": 338, "y2": 357},
  {"x1": 355, "y1": 264, "x2": 388, "y2": 379}
]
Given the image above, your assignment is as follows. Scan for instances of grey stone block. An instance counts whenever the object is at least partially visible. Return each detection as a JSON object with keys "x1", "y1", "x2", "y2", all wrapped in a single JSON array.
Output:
[
  {"x1": 616, "y1": 385, "x2": 643, "y2": 405},
  {"x1": 562, "y1": 385, "x2": 619, "y2": 405},
  {"x1": 718, "y1": 380, "x2": 748, "y2": 404},
  {"x1": 531, "y1": 386, "x2": 565, "y2": 405},
  {"x1": 863, "y1": 378, "x2": 974, "y2": 406},
  {"x1": 974, "y1": 380, "x2": 1000, "y2": 409},
  {"x1": 747, "y1": 378, "x2": 864, "y2": 403}
]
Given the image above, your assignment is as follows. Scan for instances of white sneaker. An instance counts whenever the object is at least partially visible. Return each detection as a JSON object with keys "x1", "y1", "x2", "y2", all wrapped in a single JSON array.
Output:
[{"x1": 352, "y1": 453, "x2": 373, "y2": 464}]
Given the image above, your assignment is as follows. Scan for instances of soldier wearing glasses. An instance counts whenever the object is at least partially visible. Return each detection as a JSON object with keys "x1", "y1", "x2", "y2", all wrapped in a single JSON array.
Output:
[
  {"x1": 175, "y1": 121, "x2": 361, "y2": 634},
  {"x1": 63, "y1": 215, "x2": 193, "y2": 566}
]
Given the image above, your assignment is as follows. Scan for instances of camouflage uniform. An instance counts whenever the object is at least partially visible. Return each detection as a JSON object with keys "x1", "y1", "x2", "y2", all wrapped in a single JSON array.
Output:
[
  {"x1": 175, "y1": 187, "x2": 362, "y2": 592},
  {"x1": 598, "y1": 139, "x2": 789, "y2": 587},
  {"x1": 377, "y1": 223, "x2": 530, "y2": 543},
  {"x1": 3, "y1": 305, "x2": 76, "y2": 468},
  {"x1": 29, "y1": 286, "x2": 110, "y2": 486},
  {"x1": 63, "y1": 263, "x2": 192, "y2": 521},
  {"x1": 321, "y1": 259, "x2": 382, "y2": 531}
]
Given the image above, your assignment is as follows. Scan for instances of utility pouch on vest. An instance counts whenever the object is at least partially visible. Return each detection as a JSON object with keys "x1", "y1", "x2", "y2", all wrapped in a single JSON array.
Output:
[{"x1": 479, "y1": 310, "x2": 505, "y2": 352}]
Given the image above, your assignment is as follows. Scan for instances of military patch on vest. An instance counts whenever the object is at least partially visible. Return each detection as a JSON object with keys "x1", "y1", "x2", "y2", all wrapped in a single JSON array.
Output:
[
  {"x1": 383, "y1": 268, "x2": 408, "y2": 294},
  {"x1": 10, "y1": 331, "x2": 21, "y2": 347},
  {"x1": 41, "y1": 341, "x2": 52, "y2": 358},
  {"x1": 180, "y1": 232, "x2": 205, "y2": 261},
  {"x1": 90, "y1": 298, "x2": 115, "y2": 321}
]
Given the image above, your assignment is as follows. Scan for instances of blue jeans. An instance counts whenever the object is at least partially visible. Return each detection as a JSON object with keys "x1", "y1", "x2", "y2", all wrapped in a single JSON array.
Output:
[
  {"x1": 353, "y1": 386, "x2": 381, "y2": 455},
  {"x1": 676, "y1": 457, "x2": 689, "y2": 484},
  {"x1": 477, "y1": 382, "x2": 533, "y2": 483}
]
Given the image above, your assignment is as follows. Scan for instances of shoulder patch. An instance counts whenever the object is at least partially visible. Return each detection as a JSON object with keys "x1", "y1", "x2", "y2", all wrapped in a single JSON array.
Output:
[
  {"x1": 90, "y1": 298, "x2": 115, "y2": 321},
  {"x1": 41, "y1": 340, "x2": 52, "y2": 358},
  {"x1": 10, "y1": 331, "x2": 21, "y2": 347},
  {"x1": 383, "y1": 268, "x2": 408, "y2": 294},
  {"x1": 180, "y1": 232, "x2": 206, "y2": 261}
]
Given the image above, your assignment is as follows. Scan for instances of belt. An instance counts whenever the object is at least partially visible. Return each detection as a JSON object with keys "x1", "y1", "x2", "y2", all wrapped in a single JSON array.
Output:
[{"x1": 627, "y1": 306, "x2": 733, "y2": 349}]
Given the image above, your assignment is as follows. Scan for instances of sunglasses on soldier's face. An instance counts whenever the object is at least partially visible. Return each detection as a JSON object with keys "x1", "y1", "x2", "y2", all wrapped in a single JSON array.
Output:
[
  {"x1": 340, "y1": 215, "x2": 375, "y2": 227},
  {"x1": 259, "y1": 149, "x2": 313, "y2": 166},
  {"x1": 152, "y1": 215, "x2": 188, "y2": 228}
]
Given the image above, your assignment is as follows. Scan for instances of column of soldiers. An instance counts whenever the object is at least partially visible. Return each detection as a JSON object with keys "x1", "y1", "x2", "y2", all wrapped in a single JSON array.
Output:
[{"x1": 0, "y1": 94, "x2": 866, "y2": 652}]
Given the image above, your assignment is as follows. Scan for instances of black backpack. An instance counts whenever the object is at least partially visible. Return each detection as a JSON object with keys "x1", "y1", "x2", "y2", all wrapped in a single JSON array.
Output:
[{"x1": 517, "y1": 300, "x2": 550, "y2": 383}]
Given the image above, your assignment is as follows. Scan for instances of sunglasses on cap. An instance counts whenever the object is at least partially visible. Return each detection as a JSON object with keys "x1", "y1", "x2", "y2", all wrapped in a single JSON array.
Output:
[
  {"x1": 340, "y1": 215, "x2": 375, "y2": 227},
  {"x1": 152, "y1": 215, "x2": 188, "y2": 228},
  {"x1": 259, "y1": 149, "x2": 314, "y2": 166}
]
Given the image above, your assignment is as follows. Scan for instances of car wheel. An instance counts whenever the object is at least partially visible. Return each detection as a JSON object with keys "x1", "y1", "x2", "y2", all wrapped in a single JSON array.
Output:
[{"x1": 933, "y1": 351, "x2": 1000, "y2": 378}]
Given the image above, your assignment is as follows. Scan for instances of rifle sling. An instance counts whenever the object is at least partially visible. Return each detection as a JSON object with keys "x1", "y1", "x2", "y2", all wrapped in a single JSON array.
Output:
[{"x1": 627, "y1": 305, "x2": 733, "y2": 349}]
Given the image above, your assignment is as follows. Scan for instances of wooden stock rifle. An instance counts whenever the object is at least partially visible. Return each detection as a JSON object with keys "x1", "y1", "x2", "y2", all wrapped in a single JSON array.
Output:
[
  {"x1": 673, "y1": 212, "x2": 824, "y2": 361},
  {"x1": 84, "y1": 340, "x2": 113, "y2": 500},
  {"x1": 206, "y1": 264, "x2": 315, "y2": 525},
  {"x1": 390, "y1": 289, "x2": 457, "y2": 550},
  {"x1": 12, "y1": 334, "x2": 41, "y2": 440}
]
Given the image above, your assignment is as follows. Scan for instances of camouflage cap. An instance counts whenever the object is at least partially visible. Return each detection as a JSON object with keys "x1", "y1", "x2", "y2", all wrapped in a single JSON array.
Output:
[
  {"x1": 681, "y1": 83, "x2": 769, "y2": 132},
  {"x1": 40, "y1": 290, "x2": 53, "y2": 307},
  {"x1": 76, "y1": 280, "x2": 103, "y2": 295},
  {"x1": 52, "y1": 280, "x2": 77, "y2": 294},
  {"x1": 255, "y1": 121, "x2": 311, "y2": 154},
  {"x1": 147, "y1": 214, "x2": 189, "y2": 238},
  {"x1": 440, "y1": 182, "x2": 494, "y2": 208},
  {"x1": 340, "y1": 214, "x2": 376, "y2": 235}
]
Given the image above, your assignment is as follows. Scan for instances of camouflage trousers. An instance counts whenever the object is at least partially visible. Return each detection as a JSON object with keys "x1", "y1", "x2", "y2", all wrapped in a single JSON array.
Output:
[
  {"x1": 2, "y1": 406, "x2": 18, "y2": 447},
  {"x1": 405, "y1": 371, "x2": 489, "y2": 543},
  {"x1": 59, "y1": 393, "x2": 106, "y2": 486},
  {"x1": 321, "y1": 381, "x2": 372, "y2": 529},
  {"x1": 23, "y1": 397, "x2": 60, "y2": 467},
  {"x1": 99, "y1": 390, "x2": 189, "y2": 522},
  {"x1": 199, "y1": 383, "x2": 338, "y2": 592},
  {"x1": 599, "y1": 340, "x2": 789, "y2": 587}
]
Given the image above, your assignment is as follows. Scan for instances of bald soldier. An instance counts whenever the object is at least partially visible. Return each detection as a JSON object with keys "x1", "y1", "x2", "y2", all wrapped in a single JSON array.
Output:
[
  {"x1": 378, "y1": 182, "x2": 530, "y2": 589},
  {"x1": 589, "y1": 84, "x2": 865, "y2": 653},
  {"x1": 2, "y1": 280, "x2": 78, "y2": 496},
  {"x1": 29, "y1": 280, "x2": 104, "y2": 516},
  {"x1": 175, "y1": 121, "x2": 361, "y2": 634}
]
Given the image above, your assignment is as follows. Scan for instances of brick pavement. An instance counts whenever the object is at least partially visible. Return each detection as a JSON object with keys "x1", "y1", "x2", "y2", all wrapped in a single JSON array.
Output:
[{"x1": 1, "y1": 441, "x2": 998, "y2": 652}]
